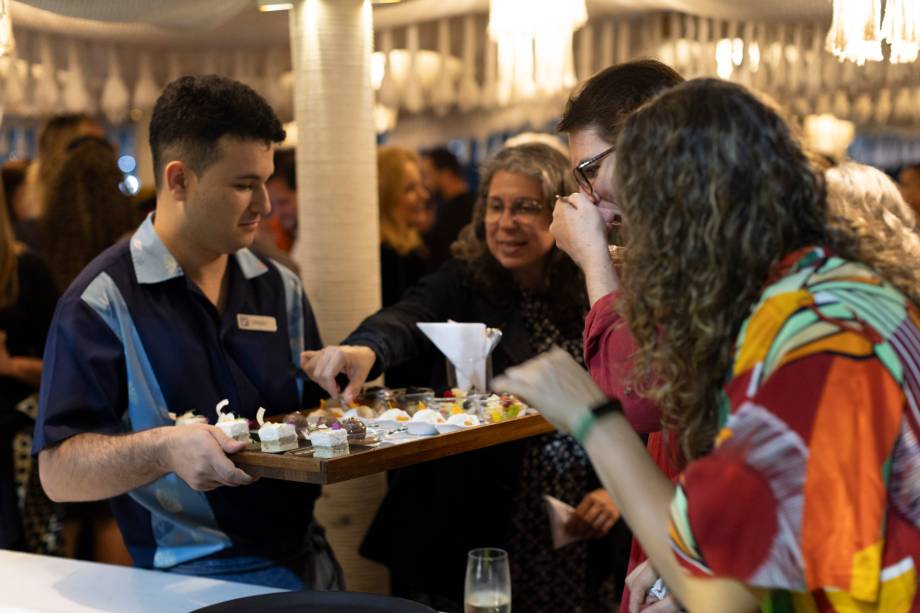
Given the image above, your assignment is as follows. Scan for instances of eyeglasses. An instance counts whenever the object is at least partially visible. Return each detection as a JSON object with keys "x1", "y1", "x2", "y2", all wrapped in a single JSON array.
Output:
[
  {"x1": 484, "y1": 197, "x2": 546, "y2": 222},
  {"x1": 573, "y1": 144, "x2": 616, "y2": 200}
]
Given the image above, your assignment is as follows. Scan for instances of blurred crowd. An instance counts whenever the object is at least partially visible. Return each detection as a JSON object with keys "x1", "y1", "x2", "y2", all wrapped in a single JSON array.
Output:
[{"x1": 2, "y1": 62, "x2": 920, "y2": 613}]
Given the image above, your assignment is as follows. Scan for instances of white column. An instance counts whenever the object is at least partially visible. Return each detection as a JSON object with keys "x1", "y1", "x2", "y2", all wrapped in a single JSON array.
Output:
[
  {"x1": 288, "y1": 0, "x2": 388, "y2": 594},
  {"x1": 290, "y1": 0, "x2": 381, "y2": 343}
]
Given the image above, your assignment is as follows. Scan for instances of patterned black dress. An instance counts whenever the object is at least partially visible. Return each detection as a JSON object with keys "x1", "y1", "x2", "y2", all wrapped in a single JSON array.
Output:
[{"x1": 506, "y1": 289, "x2": 628, "y2": 612}]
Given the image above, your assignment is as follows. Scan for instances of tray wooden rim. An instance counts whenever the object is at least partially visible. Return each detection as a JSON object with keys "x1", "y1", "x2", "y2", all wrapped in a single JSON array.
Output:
[{"x1": 231, "y1": 414, "x2": 554, "y2": 484}]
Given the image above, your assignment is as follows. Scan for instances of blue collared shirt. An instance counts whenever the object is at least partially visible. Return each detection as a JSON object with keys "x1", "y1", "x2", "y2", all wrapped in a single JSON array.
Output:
[{"x1": 34, "y1": 215, "x2": 324, "y2": 569}]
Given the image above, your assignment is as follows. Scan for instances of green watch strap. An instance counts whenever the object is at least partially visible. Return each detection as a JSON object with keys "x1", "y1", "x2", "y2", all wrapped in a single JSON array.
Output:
[{"x1": 572, "y1": 399, "x2": 623, "y2": 445}]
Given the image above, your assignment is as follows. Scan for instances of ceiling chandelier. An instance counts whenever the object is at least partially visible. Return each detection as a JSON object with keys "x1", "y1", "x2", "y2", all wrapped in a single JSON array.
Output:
[
  {"x1": 0, "y1": 0, "x2": 13, "y2": 57},
  {"x1": 826, "y1": 0, "x2": 919, "y2": 64},
  {"x1": 488, "y1": 0, "x2": 587, "y2": 106}
]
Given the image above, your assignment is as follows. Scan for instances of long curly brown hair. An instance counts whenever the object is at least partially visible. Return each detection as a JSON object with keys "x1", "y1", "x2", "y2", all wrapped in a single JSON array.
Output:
[
  {"x1": 452, "y1": 142, "x2": 587, "y2": 329},
  {"x1": 614, "y1": 79, "x2": 832, "y2": 460},
  {"x1": 40, "y1": 137, "x2": 140, "y2": 291}
]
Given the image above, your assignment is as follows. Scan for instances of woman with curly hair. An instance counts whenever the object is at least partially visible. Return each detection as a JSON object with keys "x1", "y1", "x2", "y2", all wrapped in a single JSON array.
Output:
[
  {"x1": 40, "y1": 136, "x2": 140, "y2": 292},
  {"x1": 37, "y1": 134, "x2": 138, "y2": 565},
  {"x1": 303, "y1": 143, "x2": 629, "y2": 611},
  {"x1": 496, "y1": 79, "x2": 920, "y2": 612}
]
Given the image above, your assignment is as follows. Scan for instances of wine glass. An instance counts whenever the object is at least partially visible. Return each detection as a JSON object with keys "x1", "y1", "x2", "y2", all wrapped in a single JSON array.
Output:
[{"x1": 464, "y1": 548, "x2": 511, "y2": 613}]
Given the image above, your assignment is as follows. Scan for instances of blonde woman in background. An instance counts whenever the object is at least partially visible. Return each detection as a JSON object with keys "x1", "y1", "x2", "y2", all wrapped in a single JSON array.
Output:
[{"x1": 377, "y1": 146, "x2": 430, "y2": 307}]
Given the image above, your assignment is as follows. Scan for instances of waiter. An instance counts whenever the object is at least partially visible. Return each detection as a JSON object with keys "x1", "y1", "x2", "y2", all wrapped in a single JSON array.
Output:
[{"x1": 33, "y1": 75, "x2": 341, "y2": 590}]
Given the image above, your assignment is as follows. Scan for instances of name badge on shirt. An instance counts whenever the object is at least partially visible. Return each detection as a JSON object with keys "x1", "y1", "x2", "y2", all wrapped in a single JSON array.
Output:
[{"x1": 237, "y1": 314, "x2": 278, "y2": 333}]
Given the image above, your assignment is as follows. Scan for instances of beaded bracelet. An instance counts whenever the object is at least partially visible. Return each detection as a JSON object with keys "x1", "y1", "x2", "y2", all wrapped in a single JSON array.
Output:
[{"x1": 572, "y1": 398, "x2": 623, "y2": 445}]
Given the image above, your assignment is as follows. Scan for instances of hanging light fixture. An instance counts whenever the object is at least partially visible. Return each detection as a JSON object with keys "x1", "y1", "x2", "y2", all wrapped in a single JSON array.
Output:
[
  {"x1": 881, "y1": 0, "x2": 920, "y2": 63},
  {"x1": 826, "y1": 0, "x2": 920, "y2": 64},
  {"x1": 488, "y1": 0, "x2": 587, "y2": 106},
  {"x1": 825, "y1": 0, "x2": 883, "y2": 65},
  {"x1": 0, "y1": 0, "x2": 14, "y2": 58}
]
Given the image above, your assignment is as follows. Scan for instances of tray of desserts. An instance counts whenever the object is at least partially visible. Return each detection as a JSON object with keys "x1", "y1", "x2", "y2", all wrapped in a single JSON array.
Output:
[{"x1": 225, "y1": 389, "x2": 555, "y2": 485}]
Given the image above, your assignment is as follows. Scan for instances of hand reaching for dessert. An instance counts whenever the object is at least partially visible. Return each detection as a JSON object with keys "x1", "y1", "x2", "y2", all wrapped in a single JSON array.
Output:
[
  {"x1": 301, "y1": 345, "x2": 377, "y2": 404},
  {"x1": 163, "y1": 424, "x2": 256, "y2": 491},
  {"x1": 492, "y1": 346, "x2": 608, "y2": 435},
  {"x1": 566, "y1": 488, "x2": 620, "y2": 539}
]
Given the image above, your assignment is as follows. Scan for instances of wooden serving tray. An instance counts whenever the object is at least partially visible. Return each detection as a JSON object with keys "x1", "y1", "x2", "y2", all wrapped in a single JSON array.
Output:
[{"x1": 231, "y1": 414, "x2": 554, "y2": 484}]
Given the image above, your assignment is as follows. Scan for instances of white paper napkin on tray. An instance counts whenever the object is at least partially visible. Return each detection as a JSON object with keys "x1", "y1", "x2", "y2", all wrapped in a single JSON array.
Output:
[{"x1": 416, "y1": 322, "x2": 500, "y2": 392}]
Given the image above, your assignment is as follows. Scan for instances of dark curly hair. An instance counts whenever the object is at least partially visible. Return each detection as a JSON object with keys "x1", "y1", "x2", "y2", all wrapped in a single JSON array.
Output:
[
  {"x1": 150, "y1": 75, "x2": 285, "y2": 189},
  {"x1": 451, "y1": 142, "x2": 587, "y2": 329},
  {"x1": 614, "y1": 79, "x2": 829, "y2": 460},
  {"x1": 41, "y1": 137, "x2": 140, "y2": 291}
]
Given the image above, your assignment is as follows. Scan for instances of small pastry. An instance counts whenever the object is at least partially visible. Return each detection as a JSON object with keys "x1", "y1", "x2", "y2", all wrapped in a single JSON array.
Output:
[
  {"x1": 378, "y1": 408, "x2": 410, "y2": 423},
  {"x1": 410, "y1": 408, "x2": 446, "y2": 424},
  {"x1": 173, "y1": 410, "x2": 207, "y2": 426},
  {"x1": 341, "y1": 418, "x2": 367, "y2": 441},
  {"x1": 258, "y1": 422, "x2": 298, "y2": 453},
  {"x1": 447, "y1": 412, "x2": 481, "y2": 427},
  {"x1": 309, "y1": 426, "x2": 349, "y2": 458}
]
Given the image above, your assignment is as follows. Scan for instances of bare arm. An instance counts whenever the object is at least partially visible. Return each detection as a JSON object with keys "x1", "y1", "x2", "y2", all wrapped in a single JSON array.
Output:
[
  {"x1": 39, "y1": 424, "x2": 254, "y2": 502},
  {"x1": 0, "y1": 330, "x2": 42, "y2": 387},
  {"x1": 0, "y1": 356, "x2": 42, "y2": 387},
  {"x1": 581, "y1": 251, "x2": 619, "y2": 306},
  {"x1": 494, "y1": 348, "x2": 762, "y2": 613},
  {"x1": 584, "y1": 415, "x2": 762, "y2": 612}
]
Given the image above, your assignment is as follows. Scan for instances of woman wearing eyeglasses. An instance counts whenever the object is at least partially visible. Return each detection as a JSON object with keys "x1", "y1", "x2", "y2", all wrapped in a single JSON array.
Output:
[{"x1": 302, "y1": 143, "x2": 630, "y2": 611}]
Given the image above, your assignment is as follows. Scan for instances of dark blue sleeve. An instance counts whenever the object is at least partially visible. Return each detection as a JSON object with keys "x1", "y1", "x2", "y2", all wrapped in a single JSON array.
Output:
[{"x1": 32, "y1": 294, "x2": 128, "y2": 454}]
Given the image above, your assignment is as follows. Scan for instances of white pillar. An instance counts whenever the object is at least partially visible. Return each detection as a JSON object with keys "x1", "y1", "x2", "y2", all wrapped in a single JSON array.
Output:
[
  {"x1": 288, "y1": 0, "x2": 388, "y2": 594},
  {"x1": 290, "y1": 0, "x2": 381, "y2": 343}
]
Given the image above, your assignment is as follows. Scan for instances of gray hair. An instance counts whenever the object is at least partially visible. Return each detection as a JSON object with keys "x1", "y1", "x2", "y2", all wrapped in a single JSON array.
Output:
[
  {"x1": 826, "y1": 161, "x2": 920, "y2": 306},
  {"x1": 452, "y1": 142, "x2": 575, "y2": 261}
]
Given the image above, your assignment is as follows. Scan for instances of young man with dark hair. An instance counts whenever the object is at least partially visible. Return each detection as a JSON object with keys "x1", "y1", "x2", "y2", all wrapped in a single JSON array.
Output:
[
  {"x1": 33, "y1": 75, "x2": 341, "y2": 590},
  {"x1": 554, "y1": 60, "x2": 685, "y2": 613},
  {"x1": 418, "y1": 146, "x2": 475, "y2": 269}
]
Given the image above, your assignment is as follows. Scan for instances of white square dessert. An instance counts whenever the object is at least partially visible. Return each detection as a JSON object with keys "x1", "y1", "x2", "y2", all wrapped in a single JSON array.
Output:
[
  {"x1": 174, "y1": 410, "x2": 207, "y2": 426},
  {"x1": 216, "y1": 417, "x2": 251, "y2": 443},
  {"x1": 310, "y1": 428, "x2": 349, "y2": 458},
  {"x1": 258, "y1": 422, "x2": 298, "y2": 453}
]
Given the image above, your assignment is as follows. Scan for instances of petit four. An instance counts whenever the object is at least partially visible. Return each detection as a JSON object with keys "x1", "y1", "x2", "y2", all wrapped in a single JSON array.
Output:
[
  {"x1": 173, "y1": 410, "x2": 207, "y2": 426},
  {"x1": 214, "y1": 399, "x2": 251, "y2": 443},
  {"x1": 378, "y1": 408, "x2": 410, "y2": 423},
  {"x1": 484, "y1": 394, "x2": 524, "y2": 423},
  {"x1": 216, "y1": 417, "x2": 251, "y2": 443},
  {"x1": 341, "y1": 418, "x2": 367, "y2": 441},
  {"x1": 258, "y1": 422, "x2": 298, "y2": 453},
  {"x1": 342, "y1": 405, "x2": 376, "y2": 420},
  {"x1": 446, "y1": 412, "x2": 481, "y2": 427},
  {"x1": 310, "y1": 426, "x2": 349, "y2": 458},
  {"x1": 410, "y1": 408, "x2": 446, "y2": 424}
]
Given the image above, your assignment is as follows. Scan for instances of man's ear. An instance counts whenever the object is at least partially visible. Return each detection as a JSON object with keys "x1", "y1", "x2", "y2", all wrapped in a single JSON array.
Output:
[{"x1": 164, "y1": 160, "x2": 191, "y2": 201}]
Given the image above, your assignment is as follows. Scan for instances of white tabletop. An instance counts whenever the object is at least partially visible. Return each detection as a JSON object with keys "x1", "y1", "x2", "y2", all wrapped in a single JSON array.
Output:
[{"x1": 0, "y1": 550, "x2": 284, "y2": 612}]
